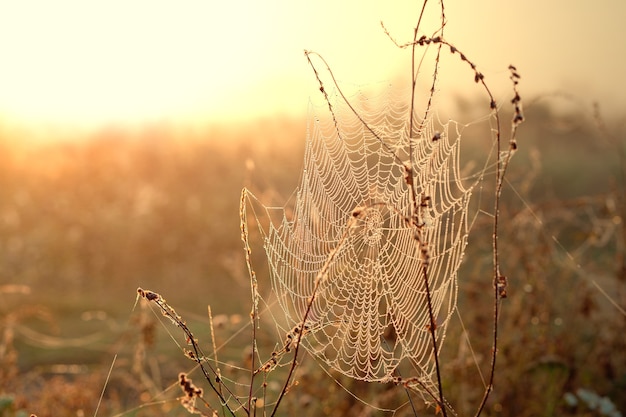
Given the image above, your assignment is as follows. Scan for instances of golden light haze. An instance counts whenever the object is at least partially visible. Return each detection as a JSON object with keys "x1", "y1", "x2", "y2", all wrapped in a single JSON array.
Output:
[{"x1": 0, "y1": 0, "x2": 625, "y2": 135}]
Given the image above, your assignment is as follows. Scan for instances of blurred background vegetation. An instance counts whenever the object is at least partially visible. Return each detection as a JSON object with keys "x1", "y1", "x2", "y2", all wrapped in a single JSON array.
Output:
[{"x1": 0, "y1": 98, "x2": 624, "y2": 416}]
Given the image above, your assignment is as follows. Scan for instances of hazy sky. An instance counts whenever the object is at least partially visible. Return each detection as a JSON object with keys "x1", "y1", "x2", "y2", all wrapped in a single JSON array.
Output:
[{"x1": 0, "y1": 0, "x2": 625, "y2": 131}]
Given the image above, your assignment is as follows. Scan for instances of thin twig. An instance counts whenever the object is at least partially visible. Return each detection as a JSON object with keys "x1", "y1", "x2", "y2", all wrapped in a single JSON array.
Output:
[
  {"x1": 473, "y1": 65, "x2": 522, "y2": 417},
  {"x1": 409, "y1": 0, "x2": 429, "y2": 141},
  {"x1": 93, "y1": 354, "x2": 116, "y2": 417},
  {"x1": 270, "y1": 217, "x2": 356, "y2": 417},
  {"x1": 304, "y1": 50, "x2": 404, "y2": 168},
  {"x1": 241, "y1": 189, "x2": 259, "y2": 416},
  {"x1": 136, "y1": 288, "x2": 243, "y2": 416},
  {"x1": 394, "y1": 3, "x2": 448, "y2": 415},
  {"x1": 208, "y1": 305, "x2": 226, "y2": 417}
]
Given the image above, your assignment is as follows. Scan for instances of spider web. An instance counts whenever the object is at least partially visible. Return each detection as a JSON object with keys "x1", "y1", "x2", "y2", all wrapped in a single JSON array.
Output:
[{"x1": 242, "y1": 82, "x2": 479, "y2": 399}]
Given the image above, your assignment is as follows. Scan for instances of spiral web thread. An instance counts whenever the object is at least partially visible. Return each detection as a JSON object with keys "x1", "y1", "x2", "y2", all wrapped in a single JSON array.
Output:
[{"x1": 242, "y1": 85, "x2": 474, "y2": 399}]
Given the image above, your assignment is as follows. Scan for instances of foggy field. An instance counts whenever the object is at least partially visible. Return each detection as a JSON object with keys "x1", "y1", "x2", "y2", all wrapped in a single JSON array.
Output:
[{"x1": 1, "y1": 100, "x2": 624, "y2": 416}]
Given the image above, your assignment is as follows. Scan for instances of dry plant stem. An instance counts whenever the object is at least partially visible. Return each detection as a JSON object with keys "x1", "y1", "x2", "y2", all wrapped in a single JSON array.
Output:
[
  {"x1": 94, "y1": 354, "x2": 116, "y2": 417},
  {"x1": 304, "y1": 51, "x2": 342, "y2": 141},
  {"x1": 403, "y1": 34, "x2": 513, "y2": 417},
  {"x1": 247, "y1": 311, "x2": 257, "y2": 415},
  {"x1": 208, "y1": 305, "x2": 226, "y2": 417},
  {"x1": 408, "y1": 4, "x2": 448, "y2": 414},
  {"x1": 240, "y1": 190, "x2": 260, "y2": 416},
  {"x1": 404, "y1": 163, "x2": 448, "y2": 416},
  {"x1": 304, "y1": 51, "x2": 402, "y2": 165},
  {"x1": 473, "y1": 67, "x2": 522, "y2": 417},
  {"x1": 408, "y1": 0, "x2": 430, "y2": 141},
  {"x1": 408, "y1": 0, "x2": 446, "y2": 139},
  {"x1": 270, "y1": 221, "x2": 354, "y2": 417},
  {"x1": 136, "y1": 288, "x2": 243, "y2": 417},
  {"x1": 405, "y1": 170, "x2": 448, "y2": 415},
  {"x1": 420, "y1": 255, "x2": 447, "y2": 416},
  {"x1": 391, "y1": 13, "x2": 522, "y2": 415}
]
